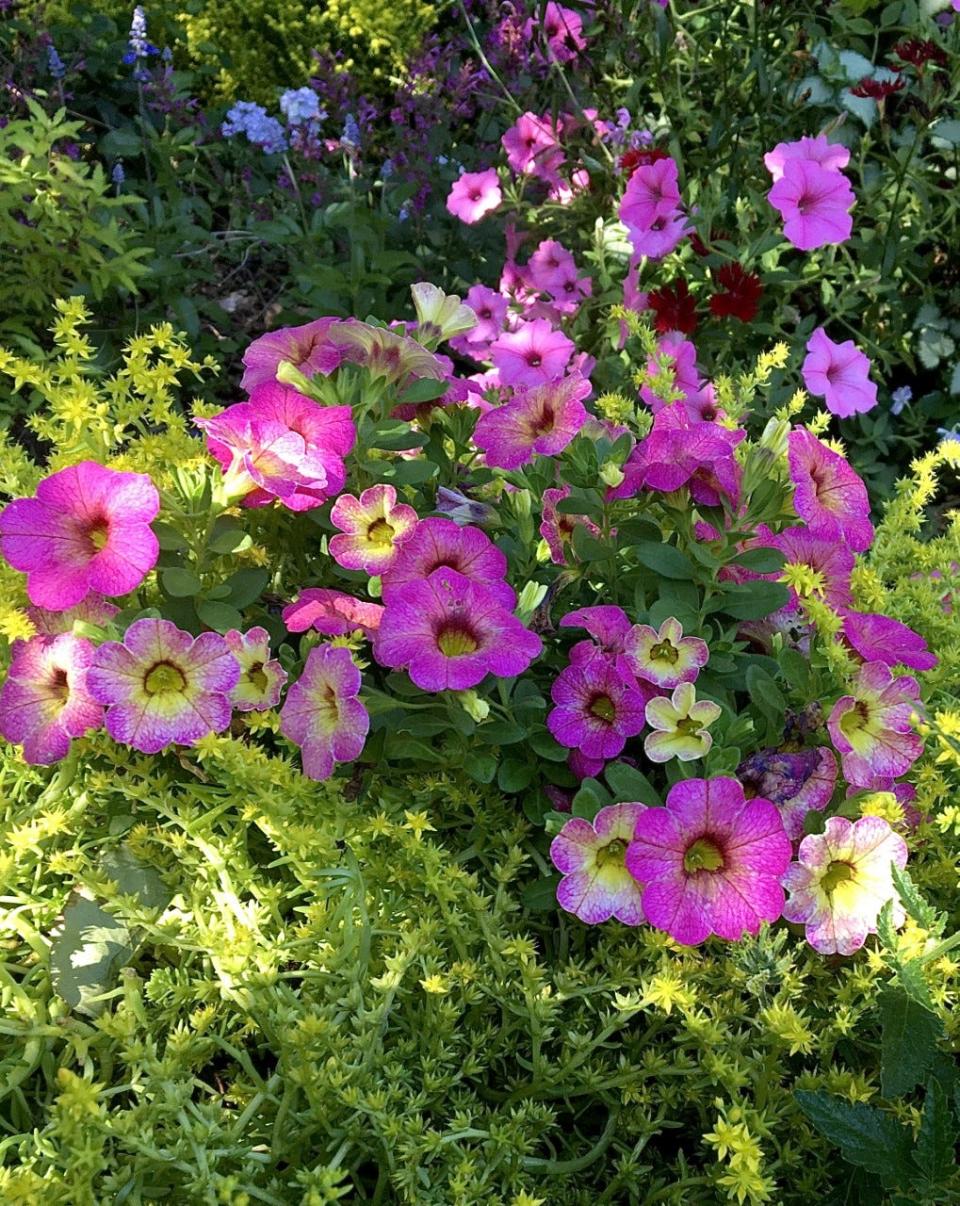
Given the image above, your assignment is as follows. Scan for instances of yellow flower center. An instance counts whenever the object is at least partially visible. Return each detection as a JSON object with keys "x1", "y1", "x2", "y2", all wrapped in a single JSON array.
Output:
[
  {"x1": 247, "y1": 661, "x2": 269, "y2": 693},
  {"x1": 650, "y1": 639, "x2": 679, "y2": 664},
  {"x1": 86, "y1": 518, "x2": 110, "y2": 552},
  {"x1": 144, "y1": 661, "x2": 187, "y2": 695},
  {"x1": 596, "y1": 838, "x2": 626, "y2": 868},
  {"x1": 839, "y1": 700, "x2": 871, "y2": 741},
  {"x1": 437, "y1": 625, "x2": 479, "y2": 657},
  {"x1": 367, "y1": 517, "x2": 396, "y2": 548},
  {"x1": 683, "y1": 837, "x2": 725, "y2": 874},
  {"x1": 589, "y1": 694, "x2": 617, "y2": 723},
  {"x1": 676, "y1": 716, "x2": 701, "y2": 736},
  {"x1": 822, "y1": 860, "x2": 855, "y2": 893}
]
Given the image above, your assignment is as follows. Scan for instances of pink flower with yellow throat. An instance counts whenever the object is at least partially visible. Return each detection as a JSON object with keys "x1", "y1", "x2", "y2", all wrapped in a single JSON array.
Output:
[
  {"x1": 827, "y1": 661, "x2": 923, "y2": 788},
  {"x1": 329, "y1": 484, "x2": 419, "y2": 575},
  {"x1": 625, "y1": 617, "x2": 709, "y2": 689},
  {"x1": 550, "y1": 804, "x2": 647, "y2": 925}
]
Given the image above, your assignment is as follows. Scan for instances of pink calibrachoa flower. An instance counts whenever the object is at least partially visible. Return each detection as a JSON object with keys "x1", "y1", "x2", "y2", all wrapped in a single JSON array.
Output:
[
  {"x1": 569, "y1": 749, "x2": 605, "y2": 780},
  {"x1": 329, "y1": 484, "x2": 419, "y2": 575},
  {"x1": 619, "y1": 156, "x2": 682, "y2": 230},
  {"x1": 625, "y1": 777, "x2": 792, "y2": 945},
  {"x1": 375, "y1": 568, "x2": 541, "y2": 691},
  {"x1": 752, "y1": 523, "x2": 855, "y2": 610},
  {"x1": 0, "y1": 633, "x2": 103, "y2": 764},
  {"x1": 88, "y1": 618, "x2": 240, "y2": 754},
  {"x1": 240, "y1": 318, "x2": 343, "y2": 393},
  {"x1": 282, "y1": 588, "x2": 384, "y2": 638},
  {"x1": 446, "y1": 169, "x2": 502, "y2": 224},
  {"x1": 279, "y1": 644, "x2": 369, "y2": 780},
  {"x1": 827, "y1": 661, "x2": 923, "y2": 788},
  {"x1": 26, "y1": 595, "x2": 119, "y2": 635},
  {"x1": 550, "y1": 804, "x2": 648, "y2": 925},
  {"x1": 450, "y1": 285, "x2": 509, "y2": 357},
  {"x1": 763, "y1": 135, "x2": 851, "y2": 183},
  {"x1": 781, "y1": 815, "x2": 907, "y2": 955},
  {"x1": 644, "y1": 683, "x2": 721, "y2": 764},
  {"x1": 490, "y1": 319, "x2": 575, "y2": 388},
  {"x1": 381, "y1": 517, "x2": 515, "y2": 609},
  {"x1": 501, "y1": 111, "x2": 565, "y2": 181},
  {"x1": 224, "y1": 627, "x2": 287, "y2": 712},
  {"x1": 767, "y1": 158, "x2": 855, "y2": 251},
  {"x1": 527, "y1": 239, "x2": 578, "y2": 294},
  {"x1": 473, "y1": 373, "x2": 590, "y2": 470},
  {"x1": 839, "y1": 610, "x2": 937, "y2": 672},
  {"x1": 539, "y1": 485, "x2": 602, "y2": 565},
  {"x1": 787, "y1": 428, "x2": 874, "y2": 552},
  {"x1": 737, "y1": 747, "x2": 838, "y2": 841},
  {"x1": 0, "y1": 462, "x2": 160, "y2": 611},
  {"x1": 547, "y1": 652, "x2": 648, "y2": 761},
  {"x1": 802, "y1": 327, "x2": 878, "y2": 418},
  {"x1": 625, "y1": 617, "x2": 709, "y2": 689},
  {"x1": 560, "y1": 605, "x2": 632, "y2": 659}
]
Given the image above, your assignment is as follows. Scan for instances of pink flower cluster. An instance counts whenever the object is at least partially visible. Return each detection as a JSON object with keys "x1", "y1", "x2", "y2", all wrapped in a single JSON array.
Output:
[
  {"x1": 765, "y1": 134, "x2": 855, "y2": 251},
  {"x1": 619, "y1": 155, "x2": 690, "y2": 260}
]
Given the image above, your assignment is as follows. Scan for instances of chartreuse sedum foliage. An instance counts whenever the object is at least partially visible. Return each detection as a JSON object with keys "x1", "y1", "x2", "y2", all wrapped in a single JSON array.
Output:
[{"x1": 0, "y1": 104, "x2": 148, "y2": 335}]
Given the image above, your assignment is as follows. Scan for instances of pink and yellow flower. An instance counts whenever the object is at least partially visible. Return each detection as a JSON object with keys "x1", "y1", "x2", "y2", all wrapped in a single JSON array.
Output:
[
  {"x1": 550, "y1": 804, "x2": 648, "y2": 925},
  {"x1": 282, "y1": 588, "x2": 384, "y2": 638},
  {"x1": 240, "y1": 318, "x2": 344, "y2": 394},
  {"x1": 625, "y1": 617, "x2": 709, "y2": 689},
  {"x1": 547, "y1": 651, "x2": 648, "y2": 761},
  {"x1": 26, "y1": 595, "x2": 119, "y2": 636},
  {"x1": 279, "y1": 644, "x2": 369, "y2": 780},
  {"x1": 539, "y1": 485, "x2": 601, "y2": 565},
  {"x1": 0, "y1": 633, "x2": 103, "y2": 764},
  {"x1": 88, "y1": 618, "x2": 240, "y2": 753},
  {"x1": 781, "y1": 815, "x2": 907, "y2": 955},
  {"x1": 473, "y1": 373, "x2": 590, "y2": 469},
  {"x1": 625, "y1": 777, "x2": 792, "y2": 945},
  {"x1": 224, "y1": 627, "x2": 287, "y2": 712},
  {"x1": 787, "y1": 428, "x2": 874, "y2": 552},
  {"x1": 643, "y1": 682, "x2": 721, "y2": 764},
  {"x1": 827, "y1": 661, "x2": 923, "y2": 788},
  {"x1": 329, "y1": 484, "x2": 419, "y2": 575},
  {"x1": 0, "y1": 461, "x2": 160, "y2": 611},
  {"x1": 381, "y1": 518, "x2": 515, "y2": 609}
]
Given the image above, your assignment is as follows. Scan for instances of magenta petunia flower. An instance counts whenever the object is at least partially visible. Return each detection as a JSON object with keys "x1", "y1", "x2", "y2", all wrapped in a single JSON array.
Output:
[
  {"x1": 88, "y1": 618, "x2": 240, "y2": 754},
  {"x1": 450, "y1": 285, "x2": 509, "y2": 357},
  {"x1": 550, "y1": 804, "x2": 647, "y2": 924},
  {"x1": 0, "y1": 633, "x2": 103, "y2": 764},
  {"x1": 752, "y1": 523, "x2": 855, "y2": 610},
  {"x1": 787, "y1": 428, "x2": 874, "y2": 552},
  {"x1": 282, "y1": 588, "x2": 384, "y2": 638},
  {"x1": 827, "y1": 661, "x2": 923, "y2": 788},
  {"x1": 279, "y1": 644, "x2": 369, "y2": 780},
  {"x1": 801, "y1": 327, "x2": 877, "y2": 418},
  {"x1": 737, "y1": 746, "x2": 838, "y2": 841},
  {"x1": 197, "y1": 382, "x2": 355, "y2": 512},
  {"x1": 625, "y1": 209, "x2": 690, "y2": 260},
  {"x1": 527, "y1": 239, "x2": 578, "y2": 294},
  {"x1": 781, "y1": 815, "x2": 907, "y2": 955},
  {"x1": 240, "y1": 318, "x2": 344, "y2": 394},
  {"x1": 501, "y1": 111, "x2": 565, "y2": 181},
  {"x1": 375, "y1": 568, "x2": 541, "y2": 691},
  {"x1": 763, "y1": 135, "x2": 851, "y2": 183},
  {"x1": 0, "y1": 461, "x2": 160, "y2": 612},
  {"x1": 839, "y1": 610, "x2": 937, "y2": 672},
  {"x1": 329, "y1": 484, "x2": 419, "y2": 575},
  {"x1": 547, "y1": 651, "x2": 648, "y2": 761},
  {"x1": 26, "y1": 595, "x2": 119, "y2": 636},
  {"x1": 539, "y1": 485, "x2": 602, "y2": 565},
  {"x1": 473, "y1": 373, "x2": 590, "y2": 469},
  {"x1": 446, "y1": 169, "x2": 502, "y2": 224},
  {"x1": 767, "y1": 158, "x2": 854, "y2": 251},
  {"x1": 490, "y1": 319, "x2": 575, "y2": 389},
  {"x1": 625, "y1": 617, "x2": 709, "y2": 689},
  {"x1": 620, "y1": 156, "x2": 682, "y2": 230},
  {"x1": 559, "y1": 605, "x2": 632, "y2": 657},
  {"x1": 625, "y1": 777, "x2": 792, "y2": 945},
  {"x1": 380, "y1": 517, "x2": 515, "y2": 609},
  {"x1": 224, "y1": 627, "x2": 287, "y2": 712},
  {"x1": 526, "y1": 2, "x2": 587, "y2": 63}
]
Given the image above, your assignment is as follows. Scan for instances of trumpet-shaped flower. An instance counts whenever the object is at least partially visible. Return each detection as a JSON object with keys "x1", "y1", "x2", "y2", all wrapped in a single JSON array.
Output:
[
  {"x1": 490, "y1": 319, "x2": 575, "y2": 388},
  {"x1": 381, "y1": 518, "x2": 515, "y2": 609},
  {"x1": 547, "y1": 651, "x2": 648, "y2": 761},
  {"x1": 550, "y1": 804, "x2": 648, "y2": 924},
  {"x1": 0, "y1": 633, "x2": 103, "y2": 764},
  {"x1": 827, "y1": 661, "x2": 923, "y2": 788},
  {"x1": 840, "y1": 610, "x2": 937, "y2": 672},
  {"x1": 329, "y1": 484, "x2": 419, "y2": 575},
  {"x1": 282, "y1": 588, "x2": 384, "y2": 637},
  {"x1": 0, "y1": 462, "x2": 160, "y2": 611},
  {"x1": 624, "y1": 209, "x2": 690, "y2": 260},
  {"x1": 224, "y1": 627, "x2": 287, "y2": 712},
  {"x1": 411, "y1": 283, "x2": 477, "y2": 343},
  {"x1": 787, "y1": 428, "x2": 874, "y2": 552},
  {"x1": 539, "y1": 485, "x2": 602, "y2": 565},
  {"x1": 473, "y1": 373, "x2": 590, "y2": 469},
  {"x1": 527, "y1": 2, "x2": 587, "y2": 63},
  {"x1": 781, "y1": 815, "x2": 908, "y2": 955},
  {"x1": 446, "y1": 170, "x2": 502, "y2": 225},
  {"x1": 279, "y1": 644, "x2": 369, "y2": 780},
  {"x1": 240, "y1": 318, "x2": 344, "y2": 393},
  {"x1": 375, "y1": 568, "x2": 541, "y2": 692},
  {"x1": 626, "y1": 777, "x2": 791, "y2": 945},
  {"x1": 644, "y1": 682, "x2": 721, "y2": 763},
  {"x1": 501, "y1": 111, "x2": 565, "y2": 181},
  {"x1": 737, "y1": 746, "x2": 838, "y2": 841},
  {"x1": 619, "y1": 156, "x2": 681, "y2": 230},
  {"x1": 763, "y1": 135, "x2": 850, "y2": 182},
  {"x1": 801, "y1": 328, "x2": 877, "y2": 418},
  {"x1": 753, "y1": 524, "x2": 855, "y2": 610},
  {"x1": 328, "y1": 321, "x2": 449, "y2": 386},
  {"x1": 88, "y1": 618, "x2": 240, "y2": 753},
  {"x1": 767, "y1": 158, "x2": 854, "y2": 251},
  {"x1": 27, "y1": 596, "x2": 119, "y2": 636},
  {"x1": 625, "y1": 617, "x2": 709, "y2": 689}
]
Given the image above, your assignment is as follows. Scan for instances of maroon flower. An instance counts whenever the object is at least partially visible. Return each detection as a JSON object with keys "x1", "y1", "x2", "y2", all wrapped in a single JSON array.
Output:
[
  {"x1": 850, "y1": 74, "x2": 906, "y2": 100},
  {"x1": 894, "y1": 39, "x2": 947, "y2": 69},
  {"x1": 619, "y1": 146, "x2": 669, "y2": 176},
  {"x1": 648, "y1": 279, "x2": 698, "y2": 335},
  {"x1": 708, "y1": 263, "x2": 763, "y2": 323}
]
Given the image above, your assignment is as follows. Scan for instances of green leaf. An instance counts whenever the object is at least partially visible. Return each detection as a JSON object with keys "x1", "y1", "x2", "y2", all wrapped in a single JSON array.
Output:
[
  {"x1": 731, "y1": 547, "x2": 787, "y2": 574},
  {"x1": 222, "y1": 568, "x2": 269, "y2": 609},
  {"x1": 527, "y1": 728, "x2": 570, "y2": 762},
  {"x1": 161, "y1": 567, "x2": 202, "y2": 597},
  {"x1": 208, "y1": 522, "x2": 252, "y2": 555},
  {"x1": 497, "y1": 757, "x2": 535, "y2": 793},
  {"x1": 634, "y1": 542, "x2": 696, "y2": 580},
  {"x1": 604, "y1": 761, "x2": 662, "y2": 806},
  {"x1": 879, "y1": 988, "x2": 943, "y2": 1098},
  {"x1": 522, "y1": 875, "x2": 561, "y2": 912},
  {"x1": 913, "y1": 1079, "x2": 956, "y2": 1185},
  {"x1": 794, "y1": 1092, "x2": 913, "y2": 1184},
  {"x1": 746, "y1": 665, "x2": 786, "y2": 717},
  {"x1": 196, "y1": 600, "x2": 243, "y2": 633},
  {"x1": 891, "y1": 864, "x2": 941, "y2": 932},
  {"x1": 464, "y1": 750, "x2": 498, "y2": 784},
  {"x1": 397, "y1": 377, "x2": 449, "y2": 405},
  {"x1": 711, "y1": 581, "x2": 790, "y2": 620},
  {"x1": 152, "y1": 521, "x2": 188, "y2": 552},
  {"x1": 571, "y1": 778, "x2": 611, "y2": 820}
]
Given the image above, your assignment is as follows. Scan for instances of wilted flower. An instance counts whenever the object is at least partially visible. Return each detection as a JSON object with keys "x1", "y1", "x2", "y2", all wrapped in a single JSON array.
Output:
[
  {"x1": 279, "y1": 644, "x2": 369, "y2": 780},
  {"x1": 737, "y1": 747, "x2": 837, "y2": 841}
]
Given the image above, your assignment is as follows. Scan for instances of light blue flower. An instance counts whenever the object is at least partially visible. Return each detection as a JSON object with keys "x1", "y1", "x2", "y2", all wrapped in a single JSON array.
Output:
[
  {"x1": 890, "y1": 386, "x2": 912, "y2": 416},
  {"x1": 280, "y1": 87, "x2": 322, "y2": 125},
  {"x1": 222, "y1": 101, "x2": 288, "y2": 154}
]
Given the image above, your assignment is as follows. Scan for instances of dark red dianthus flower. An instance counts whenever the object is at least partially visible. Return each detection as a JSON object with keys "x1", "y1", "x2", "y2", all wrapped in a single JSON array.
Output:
[
  {"x1": 708, "y1": 263, "x2": 763, "y2": 324},
  {"x1": 619, "y1": 146, "x2": 669, "y2": 176},
  {"x1": 850, "y1": 74, "x2": 906, "y2": 100},
  {"x1": 648, "y1": 279, "x2": 698, "y2": 335}
]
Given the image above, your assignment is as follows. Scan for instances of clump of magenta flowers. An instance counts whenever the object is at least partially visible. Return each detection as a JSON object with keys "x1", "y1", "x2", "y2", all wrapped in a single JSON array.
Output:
[{"x1": 0, "y1": 277, "x2": 938, "y2": 961}]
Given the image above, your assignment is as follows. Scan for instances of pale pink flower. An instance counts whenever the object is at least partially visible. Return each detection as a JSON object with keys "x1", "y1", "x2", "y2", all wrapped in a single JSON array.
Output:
[
  {"x1": 802, "y1": 328, "x2": 877, "y2": 418},
  {"x1": 446, "y1": 169, "x2": 502, "y2": 224}
]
